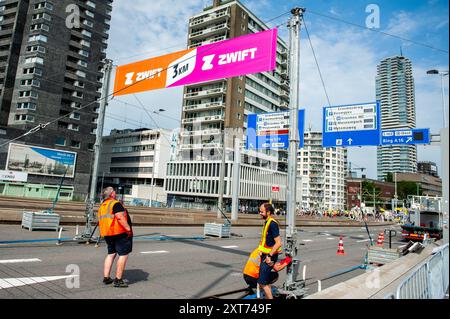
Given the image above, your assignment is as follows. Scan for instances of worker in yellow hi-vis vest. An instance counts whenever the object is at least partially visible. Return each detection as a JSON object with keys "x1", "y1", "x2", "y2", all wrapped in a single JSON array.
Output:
[{"x1": 256, "y1": 203, "x2": 282, "y2": 299}]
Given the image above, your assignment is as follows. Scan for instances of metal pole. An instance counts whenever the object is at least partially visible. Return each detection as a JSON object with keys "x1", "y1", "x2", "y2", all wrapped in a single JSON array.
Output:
[
  {"x1": 441, "y1": 127, "x2": 449, "y2": 244},
  {"x1": 150, "y1": 155, "x2": 155, "y2": 207},
  {"x1": 440, "y1": 74, "x2": 447, "y2": 128},
  {"x1": 231, "y1": 137, "x2": 240, "y2": 221},
  {"x1": 80, "y1": 59, "x2": 113, "y2": 239},
  {"x1": 284, "y1": 7, "x2": 304, "y2": 294},
  {"x1": 217, "y1": 131, "x2": 226, "y2": 218},
  {"x1": 394, "y1": 172, "x2": 398, "y2": 211}
]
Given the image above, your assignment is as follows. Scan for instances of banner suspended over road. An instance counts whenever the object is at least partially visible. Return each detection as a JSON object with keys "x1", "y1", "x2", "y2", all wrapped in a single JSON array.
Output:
[{"x1": 113, "y1": 29, "x2": 278, "y2": 96}]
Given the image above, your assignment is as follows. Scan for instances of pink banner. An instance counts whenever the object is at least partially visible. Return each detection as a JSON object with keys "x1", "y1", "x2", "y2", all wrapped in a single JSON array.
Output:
[{"x1": 166, "y1": 28, "x2": 278, "y2": 88}]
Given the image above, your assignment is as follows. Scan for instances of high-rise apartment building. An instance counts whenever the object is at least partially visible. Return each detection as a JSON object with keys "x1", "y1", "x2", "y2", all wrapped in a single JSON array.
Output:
[
  {"x1": 376, "y1": 56, "x2": 417, "y2": 181},
  {"x1": 0, "y1": 0, "x2": 112, "y2": 199},
  {"x1": 417, "y1": 161, "x2": 438, "y2": 177},
  {"x1": 297, "y1": 131, "x2": 347, "y2": 210}
]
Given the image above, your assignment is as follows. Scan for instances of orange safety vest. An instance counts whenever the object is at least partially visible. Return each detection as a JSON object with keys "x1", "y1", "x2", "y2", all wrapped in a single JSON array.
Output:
[
  {"x1": 258, "y1": 217, "x2": 282, "y2": 254},
  {"x1": 243, "y1": 248, "x2": 261, "y2": 279},
  {"x1": 98, "y1": 198, "x2": 128, "y2": 237}
]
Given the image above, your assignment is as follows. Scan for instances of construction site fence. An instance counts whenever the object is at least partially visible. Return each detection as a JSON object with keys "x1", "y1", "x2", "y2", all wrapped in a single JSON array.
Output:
[{"x1": 386, "y1": 244, "x2": 449, "y2": 299}]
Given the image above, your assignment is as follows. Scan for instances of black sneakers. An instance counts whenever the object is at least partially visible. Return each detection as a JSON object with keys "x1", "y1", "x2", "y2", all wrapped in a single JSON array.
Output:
[
  {"x1": 103, "y1": 277, "x2": 113, "y2": 285},
  {"x1": 113, "y1": 278, "x2": 128, "y2": 288}
]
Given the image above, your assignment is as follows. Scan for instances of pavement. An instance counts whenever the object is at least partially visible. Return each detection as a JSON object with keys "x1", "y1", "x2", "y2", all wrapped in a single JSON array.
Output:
[{"x1": 0, "y1": 223, "x2": 405, "y2": 299}]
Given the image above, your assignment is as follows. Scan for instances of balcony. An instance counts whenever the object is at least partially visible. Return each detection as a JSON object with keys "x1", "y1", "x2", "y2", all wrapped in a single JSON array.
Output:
[
  {"x1": 189, "y1": 23, "x2": 229, "y2": 39},
  {"x1": 280, "y1": 89, "x2": 289, "y2": 100},
  {"x1": 182, "y1": 114, "x2": 224, "y2": 124},
  {"x1": 180, "y1": 128, "x2": 222, "y2": 137},
  {"x1": 280, "y1": 79, "x2": 289, "y2": 91},
  {"x1": 183, "y1": 101, "x2": 224, "y2": 112},
  {"x1": 184, "y1": 87, "x2": 225, "y2": 99},
  {"x1": 180, "y1": 142, "x2": 221, "y2": 150},
  {"x1": 189, "y1": 10, "x2": 229, "y2": 28}
]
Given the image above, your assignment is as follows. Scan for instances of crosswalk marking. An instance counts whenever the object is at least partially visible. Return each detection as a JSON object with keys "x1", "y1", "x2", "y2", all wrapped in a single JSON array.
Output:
[
  {"x1": 0, "y1": 258, "x2": 42, "y2": 264},
  {"x1": 140, "y1": 250, "x2": 169, "y2": 254},
  {"x1": 302, "y1": 240, "x2": 313, "y2": 242},
  {"x1": 326, "y1": 237, "x2": 335, "y2": 240}
]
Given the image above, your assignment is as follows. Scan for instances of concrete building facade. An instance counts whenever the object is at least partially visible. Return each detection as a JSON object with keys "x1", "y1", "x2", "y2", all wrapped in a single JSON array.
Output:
[
  {"x1": 0, "y1": 0, "x2": 112, "y2": 199},
  {"x1": 297, "y1": 131, "x2": 347, "y2": 210}
]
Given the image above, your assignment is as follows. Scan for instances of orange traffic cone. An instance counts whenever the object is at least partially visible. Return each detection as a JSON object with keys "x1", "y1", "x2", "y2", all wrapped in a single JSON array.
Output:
[
  {"x1": 376, "y1": 233, "x2": 384, "y2": 247},
  {"x1": 337, "y1": 236, "x2": 345, "y2": 255}
]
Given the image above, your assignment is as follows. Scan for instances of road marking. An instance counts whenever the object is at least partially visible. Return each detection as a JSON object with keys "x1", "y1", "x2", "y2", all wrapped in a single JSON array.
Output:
[
  {"x1": 0, "y1": 258, "x2": 42, "y2": 264},
  {"x1": 140, "y1": 250, "x2": 169, "y2": 254},
  {"x1": 302, "y1": 240, "x2": 313, "y2": 242},
  {"x1": 221, "y1": 245, "x2": 239, "y2": 249},
  {"x1": 326, "y1": 238, "x2": 335, "y2": 240},
  {"x1": 0, "y1": 275, "x2": 77, "y2": 290},
  {"x1": 357, "y1": 239, "x2": 371, "y2": 243}
]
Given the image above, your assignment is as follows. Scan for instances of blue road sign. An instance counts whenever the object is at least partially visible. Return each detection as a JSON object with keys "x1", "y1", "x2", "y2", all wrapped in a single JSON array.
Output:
[
  {"x1": 246, "y1": 110, "x2": 305, "y2": 150},
  {"x1": 322, "y1": 102, "x2": 381, "y2": 147},
  {"x1": 381, "y1": 128, "x2": 430, "y2": 145}
]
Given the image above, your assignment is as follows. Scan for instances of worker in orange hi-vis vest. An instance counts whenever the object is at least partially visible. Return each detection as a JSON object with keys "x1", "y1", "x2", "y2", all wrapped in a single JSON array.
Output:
[
  {"x1": 98, "y1": 187, "x2": 133, "y2": 288},
  {"x1": 243, "y1": 248, "x2": 292, "y2": 291}
]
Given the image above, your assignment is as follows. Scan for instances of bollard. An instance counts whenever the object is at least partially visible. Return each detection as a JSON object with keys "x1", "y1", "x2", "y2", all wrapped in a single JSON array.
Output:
[
  {"x1": 303, "y1": 265, "x2": 307, "y2": 281},
  {"x1": 56, "y1": 227, "x2": 63, "y2": 246},
  {"x1": 75, "y1": 225, "x2": 79, "y2": 236},
  {"x1": 317, "y1": 280, "x2": 322, "y2": 292}
]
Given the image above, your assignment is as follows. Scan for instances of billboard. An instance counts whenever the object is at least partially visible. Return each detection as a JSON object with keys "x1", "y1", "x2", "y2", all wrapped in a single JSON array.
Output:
[
  {"x1": 114, "y1": 29, "x2": 278, "y2": 96},
  {"x1": 6, "y1": 143, "x2": 77, "y2": 178}
]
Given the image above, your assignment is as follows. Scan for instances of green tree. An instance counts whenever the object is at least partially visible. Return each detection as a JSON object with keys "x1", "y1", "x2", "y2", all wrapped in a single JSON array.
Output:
[
  {"x1": 397, "y1": 181, "x2": 422, "y2": 200},
  {"x1": 385, "y1": 172, "x2": 394, "y2": 183},
  {"x1": 362, "y1": 181, "x2": 383, "y2": 207}
]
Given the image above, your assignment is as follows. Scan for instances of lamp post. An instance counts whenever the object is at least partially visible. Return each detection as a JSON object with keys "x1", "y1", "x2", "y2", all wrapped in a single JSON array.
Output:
[{"x1": 427, "y1": 69, "x2": 449, "y2": 128}]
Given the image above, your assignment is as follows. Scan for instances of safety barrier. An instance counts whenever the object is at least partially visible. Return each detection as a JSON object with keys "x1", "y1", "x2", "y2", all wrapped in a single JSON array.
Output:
[{"x1": 393, "y1": 244, "x2": 449, "y2": 299}]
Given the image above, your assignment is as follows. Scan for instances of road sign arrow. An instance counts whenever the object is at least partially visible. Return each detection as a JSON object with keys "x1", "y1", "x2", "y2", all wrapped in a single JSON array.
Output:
[
  {"x1": 406, "y1": 137, "x2": 412, "y2": 143},
  {"x1": 347, "y1": 138, "x2": 353, "y2": 145}
]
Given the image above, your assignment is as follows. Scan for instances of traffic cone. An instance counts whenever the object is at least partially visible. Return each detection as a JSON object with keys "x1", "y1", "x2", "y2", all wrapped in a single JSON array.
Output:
[
  {"x1": 376, "y1": 233, "x2": 384, "y2": 247},
  {"x1": 337, "y1": 236, "x2": 345, "y2": 255}
]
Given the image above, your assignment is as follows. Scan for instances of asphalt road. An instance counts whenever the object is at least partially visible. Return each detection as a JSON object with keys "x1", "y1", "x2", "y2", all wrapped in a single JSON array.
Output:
[{"x1": 0, "y1": 223, "x2": 404, "y2": 299}]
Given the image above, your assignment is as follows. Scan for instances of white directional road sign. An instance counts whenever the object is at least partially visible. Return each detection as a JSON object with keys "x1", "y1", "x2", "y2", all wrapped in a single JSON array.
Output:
[{"x1": 322, "y1": 102, "x2": 381, "y2": 147}]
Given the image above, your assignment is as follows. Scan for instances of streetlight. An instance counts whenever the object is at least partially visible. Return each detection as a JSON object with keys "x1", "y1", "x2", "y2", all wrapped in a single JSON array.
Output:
[{"x1": 427, "y1": 69, "x2": 449, "y2": 128}]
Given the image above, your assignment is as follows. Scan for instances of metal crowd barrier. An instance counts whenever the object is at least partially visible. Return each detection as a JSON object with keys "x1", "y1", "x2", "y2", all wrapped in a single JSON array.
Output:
[{"x1": 393, "y1": 244, "x2": 449, "y2": 299}]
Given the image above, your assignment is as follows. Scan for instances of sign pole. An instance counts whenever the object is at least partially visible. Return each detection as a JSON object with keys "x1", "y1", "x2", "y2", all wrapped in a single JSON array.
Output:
[
  {"x1": 217, "y1": 131, "x2": 226, "y2": 218},
  {"x1": 283, "y1": 8, "x2": 305, "y2": 297},
  {"x1": 442, "y1": 127, "x2": 449, "y2": 244},
  {"x1": 79, "y1": 59, "x2": 113, "y2": 240},
  {"x1": 231, "y1": 137, "x2": 240, "y2": 221}
]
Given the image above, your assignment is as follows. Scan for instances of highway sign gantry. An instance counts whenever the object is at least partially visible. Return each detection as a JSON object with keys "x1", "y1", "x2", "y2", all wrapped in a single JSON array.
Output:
[
  {"x1": 246, "y1": 110, "x2": 305, "y2": 150},
  {"x1": 322, "y1": 102, "x2": 381, "y2": 147},
  {"x1": 381, "y1": 128, "x2": 431, "y2": 145}
]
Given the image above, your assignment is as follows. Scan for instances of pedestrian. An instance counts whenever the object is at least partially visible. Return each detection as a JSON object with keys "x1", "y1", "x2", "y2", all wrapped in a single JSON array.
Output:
[
  {"x1": 256, "y1": 203, "x2": 282, "y2": 299},
  {"x1": 243, "y1": 248, "x2": 292, "y2": 293},
  {"x1": 98, "y1": 186, "x2": 133, "y2": 288}
]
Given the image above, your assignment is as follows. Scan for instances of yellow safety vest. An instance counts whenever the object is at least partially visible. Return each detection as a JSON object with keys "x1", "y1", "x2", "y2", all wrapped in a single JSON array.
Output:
[{"x1": 258, "y1": 217, "x2": 282, "y2": 254}]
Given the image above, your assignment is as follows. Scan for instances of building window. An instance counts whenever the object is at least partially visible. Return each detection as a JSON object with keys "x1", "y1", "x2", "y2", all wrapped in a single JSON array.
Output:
[
  {"x1": 18, "y1": 90, "x2": 38, "y2": 98},
  {"x1": 26, "y1": 45, "x2": 46, "y2": 53},
  {"x1": 71, "y1": 140, "x2": 81, "y2": 148},
  {"x1": 17, "y1": 102, "x2": 37, "y2": 110},
  {"x1": 25, "y1": 56, "x2": 44, "y2": 64},
  {"x1": 34, "y1": 2, "x2": 54, "y2": 10},
  {"x1": 55, "y1": 137, "x2": 66, "y2": 146},
  {"x1": 68, "y1": 123, "x2": 79, "y2": 131},
  {"x1": 15, "y1": 114, "x2": 35, "y2": 122},
  {"x1": 70, "y1": 112, "x2": 81, "y2": 120}
]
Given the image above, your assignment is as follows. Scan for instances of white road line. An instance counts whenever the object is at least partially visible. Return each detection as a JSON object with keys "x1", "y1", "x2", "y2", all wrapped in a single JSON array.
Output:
[
  {"x1": 0, "y1": 258, "x2": 42, "y2": 264},
  {"x1": 302, "y1": 240, "x2": 313, "y2": 242},
  {"x1": 221, "y1": 245, "x2": 239, "y2": 249},
  {"x1": 326, "y1": 238, "x2": 335, "y2": 240},
  {"x1": 357, "y1": 239, "x2": 371, "y2": 243},
  {"x1": 0, "y1": 275, "x2": 77, "y2": 290},
  {"x1": 140, "y1": 250, "x2": 169, "y2": 254}
]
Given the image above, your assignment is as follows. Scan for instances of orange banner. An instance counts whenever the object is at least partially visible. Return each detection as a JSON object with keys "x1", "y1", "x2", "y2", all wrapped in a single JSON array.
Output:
[{"x1": 114, "y1": 49, "x2": 193, "y2": 96}]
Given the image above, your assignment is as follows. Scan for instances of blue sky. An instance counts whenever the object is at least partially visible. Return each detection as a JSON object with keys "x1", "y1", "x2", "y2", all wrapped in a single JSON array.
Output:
[{"x1": 105, "y1": 0, "x2": 449, "y2": 179}]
